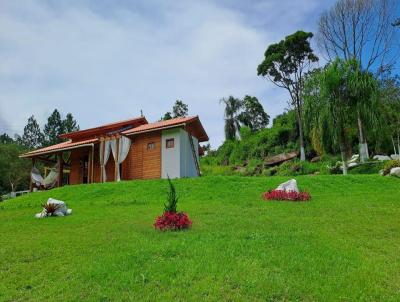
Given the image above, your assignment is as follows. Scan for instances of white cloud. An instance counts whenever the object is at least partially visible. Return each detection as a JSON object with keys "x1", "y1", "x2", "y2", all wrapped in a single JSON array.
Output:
[{"x1": 0, "y1": 0, "x2": 331, "y2": 147}]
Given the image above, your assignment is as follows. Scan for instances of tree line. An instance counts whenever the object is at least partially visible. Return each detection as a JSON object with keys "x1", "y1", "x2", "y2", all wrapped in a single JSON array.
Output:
[
  {"x1": 216, "y1": 0, "x2": 400, "y2": 175},
  {"x1": 0, "y1": 110, "x2": 79, "y2": 196},
  {"x1": 10, "y1": 110, "x2": 80, "y2": 149}
]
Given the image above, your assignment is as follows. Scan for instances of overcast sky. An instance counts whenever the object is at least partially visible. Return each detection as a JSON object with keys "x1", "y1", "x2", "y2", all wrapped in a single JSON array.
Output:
[{"x1": 0, "y1": 0, "x2": 336, "y2": 147}]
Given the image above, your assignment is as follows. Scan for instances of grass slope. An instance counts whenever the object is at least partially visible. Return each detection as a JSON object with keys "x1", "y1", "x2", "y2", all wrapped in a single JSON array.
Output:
[{"x1": 1, "y1": 175, "x2": 400, "y2": 301}]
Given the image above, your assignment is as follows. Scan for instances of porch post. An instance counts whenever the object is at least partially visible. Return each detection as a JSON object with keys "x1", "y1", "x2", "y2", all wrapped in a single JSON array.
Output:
[
  {"x1": 114, "y1": 136, "x2": 120, "y2": 181},
  {"x1": 57, "y1": 153, "x2": 64, "y2": 187},
  {"x1": 29, "y1": 158, "x2": 35, "y2": 192},
  {"x1": 88, "y1": 150, "x2": 92, "y2": 184},
  {"x1": 91, "y1": 145, "x2": 95, "y2": 183},
  {"x1": 100, "y1": 137, "x2": 105, "y2": 182}
]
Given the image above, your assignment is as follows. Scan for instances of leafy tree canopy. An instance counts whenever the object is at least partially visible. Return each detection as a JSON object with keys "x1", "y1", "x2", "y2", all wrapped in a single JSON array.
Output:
[
  {"x1": 0, "y1": 143, "x2": 31, "y2": 194},
  {"x1": 257, "y1": 30, "x2": 318, "y2": 161},
  {"x1": 161, "y1": 112, "x2": 172, "y2": 121},
  {"x1": 172, "y1": 100, "x2": 189, "y2": 118},
  {"x1": 0, "y1": 133, "x2": 13, "y2": 144},
  {"x1": 257, "y1": 31, "x2": 318, "y2": 92},
  {"x1": 239, "y1": 95, "x2": 270, "y2": 131}
]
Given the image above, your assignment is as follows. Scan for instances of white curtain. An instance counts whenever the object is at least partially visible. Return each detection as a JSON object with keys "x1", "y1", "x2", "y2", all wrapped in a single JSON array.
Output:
[
  {"x1": 111, "y1": 137, "x2": 131, "y2": 181},
  {"x1": 100, "y1": 140, "x2": 112, "y2": 182}
]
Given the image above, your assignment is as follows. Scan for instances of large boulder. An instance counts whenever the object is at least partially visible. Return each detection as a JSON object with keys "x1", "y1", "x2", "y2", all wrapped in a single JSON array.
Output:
[
  {"x1": 390, "y1": 167, "x2": 400, "y2": 177},
  {"x1": 391, "y1": 154, "x2": 400, "y2": 160},
  {"x1": 35, "y1": 198, "x2": 72, "y2": 218},
  {"x1": 276, "y1": 179, "x2": 299, "y2": 193},
  {"x1": 373, "y1": 155, "x2": 391, "y2": 161}
]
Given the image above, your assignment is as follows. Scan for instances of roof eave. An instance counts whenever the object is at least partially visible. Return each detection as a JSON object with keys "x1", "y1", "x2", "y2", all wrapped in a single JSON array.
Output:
[
  {"x1": 122, "y1": 123, "x2": 186, "y2": 136},
  {"x1": 20, "y1": 142, "x2": 97, "y2": 158}
]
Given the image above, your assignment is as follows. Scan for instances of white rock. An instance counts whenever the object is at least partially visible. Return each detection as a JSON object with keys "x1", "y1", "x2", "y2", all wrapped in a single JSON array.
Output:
[
  {"x1": 391, "y1": 154, "x2": 400, "y2": 160},
  {"x1": 390, "y1": 167, "x2": 400, "y2": 177},
  {"x1": 373, "y1": 155, "x2": 391, "y2": 161},
  {"x1": 348, "y1": 162, "x2": 358, "y2": 168},
  {"x1": 348, "y1": 154, "x2": 359, "y2": 164},
  {"x1": 276, "y1": 179, "x2": 299, "y2": 193}
]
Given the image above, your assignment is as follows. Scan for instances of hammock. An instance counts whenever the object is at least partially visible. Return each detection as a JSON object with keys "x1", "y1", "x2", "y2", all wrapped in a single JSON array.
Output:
[{"x1": 31, "y1": 164, "x2": 59, "y2": 189}]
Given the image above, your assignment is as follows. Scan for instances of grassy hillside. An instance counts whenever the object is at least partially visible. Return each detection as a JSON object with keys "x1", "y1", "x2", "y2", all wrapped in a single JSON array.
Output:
[{"x1": 1, "y1": 175, "x2": 400, "y2": 301}]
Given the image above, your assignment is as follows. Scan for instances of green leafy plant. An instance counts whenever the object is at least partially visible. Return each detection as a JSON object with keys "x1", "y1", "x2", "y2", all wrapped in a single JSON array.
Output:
[{"x1": 164, "y1": 176, "x2": 178, "y2": 213}]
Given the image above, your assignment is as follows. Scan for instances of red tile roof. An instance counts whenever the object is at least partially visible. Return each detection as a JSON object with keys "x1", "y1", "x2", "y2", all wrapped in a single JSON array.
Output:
[
  {"x1": 122, "y1": 116, "x2": 195, "y2": 134},
  {"x1": 20, "y1": 115, "x2": 208, "y2": 158},
  {"x1": 122, "y1": 116, "x2": 208, "y2": 142},
  {"x1": 59, "y1": 116, "x2": 147, "y2": 140},
  {"x1": 20, "y1": 138, "x2": 98, "y2": 158}
]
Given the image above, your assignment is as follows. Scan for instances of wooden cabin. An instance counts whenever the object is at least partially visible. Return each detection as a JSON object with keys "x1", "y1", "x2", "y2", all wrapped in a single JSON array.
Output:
[{"x1": 21, "y1": 116, "x2": 208, "y2": 189}]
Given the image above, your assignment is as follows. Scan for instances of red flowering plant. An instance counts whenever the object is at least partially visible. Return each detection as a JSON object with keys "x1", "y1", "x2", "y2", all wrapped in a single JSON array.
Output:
[
  {"x1": 262, "y1": 190, "x2": 311, "y2": 202},
  {"x1": 154, "y1": 177, "x2": 192, "y2": 231}
]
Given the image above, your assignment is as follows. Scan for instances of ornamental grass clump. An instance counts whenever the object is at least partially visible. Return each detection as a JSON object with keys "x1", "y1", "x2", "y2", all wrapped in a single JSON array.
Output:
[
  {"x1": 262, "y1": 190, "x2": 311, "y2": 202},
  {"x1": 41, "y1": 202, "x2": 62, "y2": 216},
  {"x1": 154, "y1": 177, "x2": 192, "y2": 231}
]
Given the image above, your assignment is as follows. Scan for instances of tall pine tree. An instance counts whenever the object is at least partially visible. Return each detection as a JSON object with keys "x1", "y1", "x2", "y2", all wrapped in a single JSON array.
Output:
[
  {"x1": 43, "y1": 109, "x2": 64, "y2": 146},
  {"x1": 63, "y1": 113, "x2": 79, "y2": 134},
  {"x1": 17, "y1": 116, "x2": 44, "y2": 149}
]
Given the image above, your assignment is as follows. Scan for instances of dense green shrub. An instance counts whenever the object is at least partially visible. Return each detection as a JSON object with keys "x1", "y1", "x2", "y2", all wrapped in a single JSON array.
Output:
[
  {"x1": 274, "y1": 159, "x2": 332, "y2": 176},
  {"x1": 244, "y1": 159, "x2": 264, "y2": 176},
  {"x1": 382, "y1": 160, "x2": 400, "y2": 175},
  {"x1": 348, "y1": 162, "x2": 385, "y2": 175},
  {"x1": 205, "y1": 110, "x2": 299, "y2": 166}
]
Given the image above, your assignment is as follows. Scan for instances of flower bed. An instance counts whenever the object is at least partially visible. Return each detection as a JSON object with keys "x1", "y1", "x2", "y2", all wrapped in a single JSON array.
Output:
[
  {"x1": 262, "y1": 190, "x2": 311, "y2": 201},
  {"x1": 154, "y1": 211, "x2": 192, "y2": 231},
  {"x1": 154, "y1": 176, "x2": 192, "y2": 231}
]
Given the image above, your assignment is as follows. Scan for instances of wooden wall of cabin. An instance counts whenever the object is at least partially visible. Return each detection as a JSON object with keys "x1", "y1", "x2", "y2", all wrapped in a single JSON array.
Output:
[
  {"x1": 123, "y1": 131, "x2": 161, "y2": 180},
  {"x1": 69, "y1": 132, "x2": 162, "y2": 185}
]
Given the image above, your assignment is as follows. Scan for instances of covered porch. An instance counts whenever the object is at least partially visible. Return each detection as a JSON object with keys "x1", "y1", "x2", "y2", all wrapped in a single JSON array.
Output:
[{"x1": 20, "y1": 135, "x2": 132, "y2": 191}]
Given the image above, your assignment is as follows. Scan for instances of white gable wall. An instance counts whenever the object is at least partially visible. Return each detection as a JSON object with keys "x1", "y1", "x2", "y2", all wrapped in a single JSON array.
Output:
[
  {"x1": 161, "y1": 128, "x2": 199, "y2": 178},
  {"x1": 161, "y1": 128, "x2": 181, "y2": 178},
  {"x1": 180, "y1": 129, "x2": 198, "y2": 177}
]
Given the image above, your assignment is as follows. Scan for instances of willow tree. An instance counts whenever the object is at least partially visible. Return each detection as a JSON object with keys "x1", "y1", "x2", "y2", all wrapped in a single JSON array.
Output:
[
  {"x1": 303, "y1": 59, "x2": 362, "y2": 175},
  {"x1": 257, "y1": 31, "x2": 318, "y2": 161},
  {"x1": 348, "y1": 63, "x2": 379, "y2": 161},
  {"x1": 317, "y1": 0, "x2": 397, "y2": 161}
]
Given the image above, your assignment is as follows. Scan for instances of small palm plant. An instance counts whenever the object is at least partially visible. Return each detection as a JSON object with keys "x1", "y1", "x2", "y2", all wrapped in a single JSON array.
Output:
[{"x1": 164, "y1": 176, "x2": 178, "y2": 213}]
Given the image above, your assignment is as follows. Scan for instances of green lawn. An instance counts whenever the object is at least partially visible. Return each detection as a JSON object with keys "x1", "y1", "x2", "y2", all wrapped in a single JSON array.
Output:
[{"x1": 1, "y1": 175, "x2": 400, "y2": 301}]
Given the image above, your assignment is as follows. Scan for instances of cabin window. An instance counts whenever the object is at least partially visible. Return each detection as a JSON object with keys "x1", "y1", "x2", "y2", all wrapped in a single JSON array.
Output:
[
  {"x1": 147, "y1": 142, "x2": 155, "y2": 150},
  {"x1": 166, "y1": 138, "x2": 174, "y2": 149}
]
